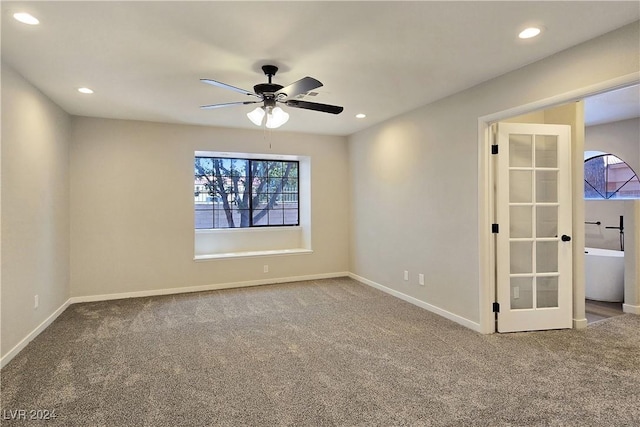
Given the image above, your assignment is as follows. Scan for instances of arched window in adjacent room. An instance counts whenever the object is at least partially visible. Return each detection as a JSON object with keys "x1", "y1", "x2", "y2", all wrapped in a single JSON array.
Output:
[{"x1": 584, "y1": 153, "x2": 640, "y2": 199}]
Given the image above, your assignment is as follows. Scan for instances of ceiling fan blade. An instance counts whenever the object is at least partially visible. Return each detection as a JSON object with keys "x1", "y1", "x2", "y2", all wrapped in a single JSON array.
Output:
[
  {"x1": 200, "y1": 79, "x2": 260, "y2": 98},
  {"x1": 200, "y1": 101, "x2": 260, "y2": 110},
  {"x1": 276, "y1": 77, "x2": 323, "y2": 99},
  {"x1": 284, "y1": 100, "x2": 343, "y2": 114}
]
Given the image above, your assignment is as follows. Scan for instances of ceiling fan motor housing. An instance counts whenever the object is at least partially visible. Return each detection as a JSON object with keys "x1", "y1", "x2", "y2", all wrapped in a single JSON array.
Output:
[
  {"x1": 253, "y1": 83, "x2": 284, "y2": 97},
  {"x1": 255, "y1": 65, "x2": 285, "y2": 98}
]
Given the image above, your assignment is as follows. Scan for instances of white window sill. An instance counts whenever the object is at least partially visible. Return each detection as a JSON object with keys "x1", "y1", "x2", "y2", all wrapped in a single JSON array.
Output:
[{"x1": 194, "y1": 248, "x2": 313, "y2": 261}]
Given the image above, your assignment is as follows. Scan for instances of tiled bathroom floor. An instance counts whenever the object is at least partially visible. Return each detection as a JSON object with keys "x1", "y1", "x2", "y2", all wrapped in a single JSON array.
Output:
[{"x1": 585, "y1": 299, "x2": 624, "y2": 324}]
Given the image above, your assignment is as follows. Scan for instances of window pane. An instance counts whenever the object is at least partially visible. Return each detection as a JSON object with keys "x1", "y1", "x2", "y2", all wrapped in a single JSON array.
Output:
[
  {"x1": 510, "y1": 241, "x2": 532, "y2": 274},
  {"x1": 509, "y1": 134, "x2": 532, "y2": 167},
  {"x1": 584, "y1": 154, "x2": 640, "y2": 200},
  {"x1": 535, "y1": 135, "x2": 557, "y2": 168},
  {"x1": 212, "y1": 208, "x2": 228, "y2": 228},
  {"x1": 268, "y1": 161, "x2": 283, "y2": 178},
  {"x1": 195, "y1": 157, "x2": 299, "y2": 229},
  {"x1": 536, "y1": 206, "x2": 558, "y2": 238},
  {"x1": 510, "y1": 206, "x2": 532, "y2": 238},
  {"x1": 252, "y1": 210, "x2": 269, "y2": 226},
  {"x1": 511, "y1": 277, "x2": 533, "y2": 310},
  {"x1": 537, "y1": 277, "x2": 559, "y2": 308},
  {"x1": 253, "y1": 161, "x2": 269, "y2": 177},
  {"x1": 510, "y1": 170, "x2": 532, "y2": 203},
  {"x1": 283, "y1": 178, "x2": 298, "y2": 191},
  {"x1": 195, "y1": 206, "x2": 213, "y2": 229},
  {"x1": 536, "y1": 242, "x2": 558, "y2": 273},
  {"x1": 536, "y1": 170, "x2": 557, "y2": 203},
  {"x1": 268, "y1": 178, "x2": 283, "y2": 192},
  {"x1": 267, "y1": 209, "x2": 284, "y2": 226},
  {"x1": 284, "y1": 208, "x2": 299, "y2": 225},
  {"x1": 607, "y1": 156, "x2": 640, "y2": 198}
]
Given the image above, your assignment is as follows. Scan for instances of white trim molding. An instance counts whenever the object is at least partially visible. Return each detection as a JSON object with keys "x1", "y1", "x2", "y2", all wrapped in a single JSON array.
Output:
[
  {"x1": 349, "y1": 273, "x2": 482, "y2": 332},
  {"x1": 1, "y1": 299, "x2": 72, "y2": 369},
  {"x1": 194, "y1": 248, "x2": 313, "y2": 261},
  {"x1": 623, "y1": 304, "x2": 640, "y2": 315},
  {"x1": 573, "y1": 318, "x2": 589, "y2": 329},
  {"x1": 2, "y1": 272, "x2": 349, "y2": 367},
  {"x1": 69, "y1": 272, "x2": 349, "y2": 304}
]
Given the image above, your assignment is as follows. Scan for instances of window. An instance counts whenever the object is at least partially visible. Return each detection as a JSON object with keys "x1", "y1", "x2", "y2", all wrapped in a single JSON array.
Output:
[
  {"x1": 195, "y1": 157, "x2": 299, "y2": 229},
  {"x1": 584, "y1": 154, "x2": 640, "y2": 199}
]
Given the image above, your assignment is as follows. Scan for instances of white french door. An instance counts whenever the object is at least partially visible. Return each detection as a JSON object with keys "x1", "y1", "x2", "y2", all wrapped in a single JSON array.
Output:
[{"x1": 495, "y1": 123, "x2": 573, "y2": 333}]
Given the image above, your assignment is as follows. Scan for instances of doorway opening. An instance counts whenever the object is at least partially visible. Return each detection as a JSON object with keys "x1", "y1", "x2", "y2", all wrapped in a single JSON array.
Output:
[
  {"x1": 582, "y1": 84, "x2": 640, "y2": 324},
  {"x1": 478, "y1": 75, "x2": 640, "y2": 334}
]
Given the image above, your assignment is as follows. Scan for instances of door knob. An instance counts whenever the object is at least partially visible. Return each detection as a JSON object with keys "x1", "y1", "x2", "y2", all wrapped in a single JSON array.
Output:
[{"x1": 561, "y1": 235, "x2": 571, "y2": 242}]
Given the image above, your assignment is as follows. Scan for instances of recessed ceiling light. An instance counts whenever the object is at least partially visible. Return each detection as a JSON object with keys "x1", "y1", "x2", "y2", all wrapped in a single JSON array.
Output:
[
  {"x1": 519, "y1": 27, "x2": 541, "y2": 39},
  {"x1": 78, "y1": 87, "x2": 94, "y2": 94},
  {"x1": 13, "y1": 12, "x2": 39, "y2": 25},
  {"x1": 356, "y1": 113, "x2": 366, "y2": 119}
]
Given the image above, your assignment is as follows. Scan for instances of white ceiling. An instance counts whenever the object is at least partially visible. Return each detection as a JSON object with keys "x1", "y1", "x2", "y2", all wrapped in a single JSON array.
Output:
[
  {"x1": 584, "y1": 85, "x2": 640, "y2": 127},
  {"x1": 2, "y1": 2, "x2": 639, "y2": 136}
]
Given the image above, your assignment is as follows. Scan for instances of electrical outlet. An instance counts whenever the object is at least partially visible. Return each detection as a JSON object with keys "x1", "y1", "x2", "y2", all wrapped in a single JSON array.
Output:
[
  {"x1": 263, "y1": 265, "x2": 269, "y2": 273},
  {"x1": 418, "y1": 274, "x2": 425, "y2": 286},
  {"x1": 404, "y1": 270, "x2": 409, "y2": 281},
  {"x1": 34, "y1": 295, "x2": 39, "y2": 309}
]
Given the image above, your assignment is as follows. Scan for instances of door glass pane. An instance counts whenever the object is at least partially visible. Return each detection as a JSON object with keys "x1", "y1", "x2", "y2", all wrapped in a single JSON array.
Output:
[
  {"x1": 537, "y1": 277, "x2": 559, "y2": 308},
  {"x1": 509, "y1": 134, "x2": 533, "y2": 167},
  {"x1": 511, "y1": 277, "x2": 533, "y2": 309},
  {"x1": 536, "y1": 242, "x2": 558, "y2": 273},
  {"x1": 536, "y1": 206, "x2": 558, "y2": 238},
  {"x1": 536, "y1": 170, "x2": 558, "y2": 202},
  {"x1": 510, "y1": 206, "x2": 532, "y2": 238},
  {"x1": 510, "y1": 241, "x2": 532, "y2": 274},
  {"x1": 510, "y1": 171, "x2": 532, "y2": 203},
  {"x1": 535, "y1": 135, "x2": 558, "y2": 168}
]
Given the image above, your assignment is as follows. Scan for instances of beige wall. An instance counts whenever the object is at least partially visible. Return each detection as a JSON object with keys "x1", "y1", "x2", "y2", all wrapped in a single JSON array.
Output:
[
  {"x1": 70, "y1": 117, "x2": 349, "y2": 297},
  {"x1": 1, "y1": 63, "x2": 71, "y2": 358},
  {"x1": 348, "y1": 22, "x2": 639, "y2": 326}
]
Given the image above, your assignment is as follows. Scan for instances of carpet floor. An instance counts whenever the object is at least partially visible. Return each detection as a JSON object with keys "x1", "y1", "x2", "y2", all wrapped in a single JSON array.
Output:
[{"x1": 1, "y1": 277, "x2": 639, "y2": 426}]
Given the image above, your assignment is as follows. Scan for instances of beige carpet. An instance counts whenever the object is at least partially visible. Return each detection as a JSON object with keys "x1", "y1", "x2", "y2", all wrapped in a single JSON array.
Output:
[{"x1": 1, "y1": 277, "x2": 639, "y2": 426}]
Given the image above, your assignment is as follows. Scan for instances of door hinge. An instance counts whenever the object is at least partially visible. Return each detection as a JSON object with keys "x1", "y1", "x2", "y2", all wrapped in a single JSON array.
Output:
[
  {"x1": 492, "y1": 224, "x2": 499, "y2": 233},
  {"x1": 491, "y1": 144, "x2": 499, "y2": 155},
  {"x1": 493, "y1": 302, "x2": 500, "y2": 313}
]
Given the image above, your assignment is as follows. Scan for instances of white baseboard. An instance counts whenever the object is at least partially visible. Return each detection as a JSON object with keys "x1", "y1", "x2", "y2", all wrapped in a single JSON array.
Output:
[
  {"x1": 573, "y1": 318, "x2": 589, "y2": 329},
  {"x1": 623, "y1": 303, "x2": 640, "y2": 315},
  {"x1": 69, "y1": 272, "x2": 350, "y2": 304},
  {"x1": 1, "y1": 299, "x2": 72, "y2": 369},
  {"x1": 4, "y1": 271, "x2": 467, "y2": 368},
  {"x1": 349, "y1": 273, "x2": 482, "y2": 332}
]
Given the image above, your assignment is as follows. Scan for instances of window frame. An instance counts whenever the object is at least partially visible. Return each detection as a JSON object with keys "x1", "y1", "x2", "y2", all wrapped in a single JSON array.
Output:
[
  {"x1": 584, "y1": 153, "x2": 640, "y2": 200},
  {"x1": 195, "y1": 156, "x2": 300, "y2": 229}
]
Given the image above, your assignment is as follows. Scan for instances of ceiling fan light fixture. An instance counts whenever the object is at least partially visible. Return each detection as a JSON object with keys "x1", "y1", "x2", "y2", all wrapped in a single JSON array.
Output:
[
  {"x1": 247, "y1": 106, "x2": 265, "y2": 126},
  {"x1": 266, "y1": 106, "x2": 289, "y2": 129}
]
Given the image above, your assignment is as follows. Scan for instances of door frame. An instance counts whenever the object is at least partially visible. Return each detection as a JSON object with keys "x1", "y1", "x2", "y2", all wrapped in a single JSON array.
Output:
[{"x1": 477, "y1": 72, "x2": 640, "y2": 334}]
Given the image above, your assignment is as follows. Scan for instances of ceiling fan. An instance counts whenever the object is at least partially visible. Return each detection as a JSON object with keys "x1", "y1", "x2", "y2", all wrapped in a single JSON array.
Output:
[{"x1": 200, "y1": 65, "x2": 344, "y2": 129}]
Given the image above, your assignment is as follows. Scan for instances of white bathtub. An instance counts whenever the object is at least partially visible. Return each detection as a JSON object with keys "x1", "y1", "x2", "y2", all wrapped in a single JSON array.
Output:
[{"x1": 584, "y1": 247, "x2": 624, "y2": 302}]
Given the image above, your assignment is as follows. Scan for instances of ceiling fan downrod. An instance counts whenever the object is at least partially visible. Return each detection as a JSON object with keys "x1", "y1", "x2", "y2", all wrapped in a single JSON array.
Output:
[{"x1": 262, "y1": 65, "x2": 278, "y2": 83}]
